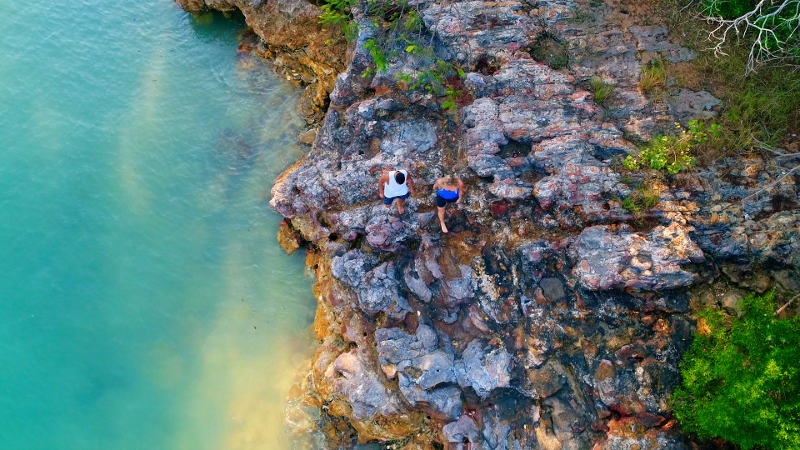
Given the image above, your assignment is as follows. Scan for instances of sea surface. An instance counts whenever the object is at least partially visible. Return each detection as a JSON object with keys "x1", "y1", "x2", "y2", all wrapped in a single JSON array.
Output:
[{"x1": 0, "y1": 1, "x2": 317, "y2": 449}]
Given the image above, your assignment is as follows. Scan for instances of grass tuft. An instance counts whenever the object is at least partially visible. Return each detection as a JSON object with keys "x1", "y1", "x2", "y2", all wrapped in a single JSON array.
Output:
[
  {"x1": 590, "y1": 76, "x2": 615, "y2": 104},
  {"x1": 639, "y1": 58, "x2": 667, "y2": 94}
]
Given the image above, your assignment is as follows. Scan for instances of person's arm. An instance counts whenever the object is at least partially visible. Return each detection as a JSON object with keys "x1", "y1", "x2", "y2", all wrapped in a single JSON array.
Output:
[
  {"x1": 433, "y1": 178, "x2": 441, "y2": 191},
  {"x1": 456, "y1": 178, "x2": 465, "y2": 203},
  {"x1": 407, "y1": 174, "x2": 415, "y2": 196},
  {"x1": 378, "y1": 172, "x2": 388, "y2": 198}
]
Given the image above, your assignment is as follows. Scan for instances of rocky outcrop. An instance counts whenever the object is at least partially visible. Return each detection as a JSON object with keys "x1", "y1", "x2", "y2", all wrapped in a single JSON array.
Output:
[
  {"x1": 179, "y1": 0, "x2": 800, "y2": 447},
  {"x1": 572, "y1": 223, "x2": 705, "y2": 291}
]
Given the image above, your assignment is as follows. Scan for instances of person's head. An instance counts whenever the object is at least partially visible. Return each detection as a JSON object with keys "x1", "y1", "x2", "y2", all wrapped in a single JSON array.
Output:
[
  {"x1": 440, "y1": 175, "x2": 455, "y2": 186},
  {"x1": 394, "y1": 171, "x2": 406, "y2": 184}
]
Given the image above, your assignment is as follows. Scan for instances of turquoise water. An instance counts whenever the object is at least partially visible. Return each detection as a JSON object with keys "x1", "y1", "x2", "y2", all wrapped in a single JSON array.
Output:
[{"x1": 0, "y1": 1, "x2": 316, "y2": 449}]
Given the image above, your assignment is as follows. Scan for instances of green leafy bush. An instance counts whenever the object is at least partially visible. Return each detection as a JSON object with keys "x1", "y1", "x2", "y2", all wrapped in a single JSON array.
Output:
[
  {"x1": 319, "y1": 0, "x2": 359, "y2": 40},
  {"x1": 672, "y1": 291, "x2": 800, "y2": 450},
  {"x1": 320, "y1": 0, "x2": 466, "y2": 113},
  {"x1": 623, "y1": 120, "x2": 720, "y2": 174}
]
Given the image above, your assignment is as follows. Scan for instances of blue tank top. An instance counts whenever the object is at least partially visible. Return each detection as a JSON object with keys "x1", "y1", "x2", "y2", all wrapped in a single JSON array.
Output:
[{"x1": 437, "y1": 188, "x2": 459, "y2": 200}]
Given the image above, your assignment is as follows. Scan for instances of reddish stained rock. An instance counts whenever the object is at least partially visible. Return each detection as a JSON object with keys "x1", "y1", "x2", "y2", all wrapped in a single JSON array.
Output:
[
  {"x1": 638, "y1": 412, "x2": 667, "y2": 428},
  {"x1": 490, "y1": 200, "x2": 514, "y2": 216}
]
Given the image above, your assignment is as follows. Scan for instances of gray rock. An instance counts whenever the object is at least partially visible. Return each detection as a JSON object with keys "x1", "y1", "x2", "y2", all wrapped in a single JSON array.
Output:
[
  {"x1": 539, "y1": 278, "x2": 566, "y2": 302},
  {"x1": 329, "y1": 350, "x2": 399, "y2": 420},
  {"x1": 379, "y1": 119, "x2": 437, "y2": 155},
  {"x1": 375, "y1": 325, "x2": 462, "y2": 420},
  {"x1": 442, "y1": 415, "x2": 481, "y2": 444},
  {"x1": 365, "y1": 209, "x2": 418, "y2": 252},
  {"x1": 332, "y1": 251, "x2": 412, "y2": 319},
  {"x1": 423, "y1": 1, "x2": 541, "y2": 65},
  {"x1": 571, "y1": 223, "x2": 705, "y2": 291},
  {"x1": 455, "y1": 339, "x2": 512, "y2": 399},
  {"x1": 669, "y1": 89, "x2": 722, "y2": 121}
]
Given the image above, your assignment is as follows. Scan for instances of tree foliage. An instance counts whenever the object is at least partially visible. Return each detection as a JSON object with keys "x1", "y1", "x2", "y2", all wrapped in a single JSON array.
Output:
[{"x1": 671, "y1": 291, "x2": 800, "y2": 449}]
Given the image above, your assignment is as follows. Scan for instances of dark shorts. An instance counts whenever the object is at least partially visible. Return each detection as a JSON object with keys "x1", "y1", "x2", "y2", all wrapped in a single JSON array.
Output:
[
  {"x1": 435, "y1": 193, "x2": 458, "y2": 208},
  {"x1": 383, "y1": 192, "x2": 410, "y2": 205}
]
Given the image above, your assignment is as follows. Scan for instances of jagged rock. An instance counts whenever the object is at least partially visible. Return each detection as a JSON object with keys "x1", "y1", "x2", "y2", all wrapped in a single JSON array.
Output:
[
  {"x1": 423, "y1": 1, "x2": 542, "y2": 64},
  {"x1": 455, "y1": 339, "x2": 512, "y2": 399},
  {"x1": 629, "y1": 25, "x2": 697, "y2": 62},
  {"x1": 331, "y1": 250, "x2": 412, "y2": 319},
  {"x1": 669, "y1": 89, "x2": 722, "y2": 121},
  {"x1": 251, "y1": 0, "x2": 800, "y2": 446},
  {"x1": 526, "y1": 359, "x2": 568, "y2": 398},
  {"x1": 442, "y1": 414, "x2": 482, "y2": 445},
  {"x1": 380, "y1": 120, "x2": 438, "y2": 155},
  {"x1": 365, "y1": 210, "x2": 418, "y2": 252},
  {"x1": 375, "y1": 325, "x2": 463, "y2": 420},
  {"x1": 571, "y1": 223, "x2": 705, "y2": 291},
  {"x1": 277, "y1": 218, "x2": 303, "y2": 254},
  {"x1": 298, "y1": 128, "x2": 318, "y2": 145},
  {"x1": 326, "y1": 350, "x2": 399, "y2": 420}
]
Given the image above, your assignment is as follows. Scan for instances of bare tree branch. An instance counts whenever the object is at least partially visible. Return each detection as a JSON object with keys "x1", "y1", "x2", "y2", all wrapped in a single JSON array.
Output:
[
  {"x1": 703, "y1": 0, "x2": 800, "y2": 72},
  {"x1": 742, "y1": 163, "x2": 800, "y2": 202},
  {"x1": 775, "y1": 292, "x2": 800, "y2": 316}
]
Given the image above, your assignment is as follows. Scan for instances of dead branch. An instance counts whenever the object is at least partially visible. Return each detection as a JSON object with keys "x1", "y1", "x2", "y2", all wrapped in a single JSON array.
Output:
[
  {"x1": 775, "y1": 292, "x2": 800, "y2": 316},
  {"x1": 703, "y1": 0, "x2": 800, "y2": 72},
  {"x1": 742, "y1": 163, "x2": 800, "y2": 202}
]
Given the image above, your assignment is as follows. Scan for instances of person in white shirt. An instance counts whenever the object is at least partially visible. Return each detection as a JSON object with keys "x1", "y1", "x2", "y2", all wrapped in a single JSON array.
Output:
[{"x1": 378, "y1": 169, "x2": 414, "y2": 214}]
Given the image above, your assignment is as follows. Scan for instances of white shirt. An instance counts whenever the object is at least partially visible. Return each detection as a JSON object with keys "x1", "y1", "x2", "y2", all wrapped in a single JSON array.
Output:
[{"x1": 383, "y1": 170, "x2": 409, "y2": 198}]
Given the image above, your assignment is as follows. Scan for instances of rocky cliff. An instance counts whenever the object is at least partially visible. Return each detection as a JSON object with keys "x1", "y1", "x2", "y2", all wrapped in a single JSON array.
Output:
[{"x1": 177, "y1": 0, "x2": 800, "y2": 448}]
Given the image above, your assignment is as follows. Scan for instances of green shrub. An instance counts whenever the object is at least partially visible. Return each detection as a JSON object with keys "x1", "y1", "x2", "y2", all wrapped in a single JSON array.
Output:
[
  {"x1": 660, "y1": 0, "x2": 800, "y2": 157},
  {"x1": 623, "y1": 120, "x2": 719, "y2": 174},
  {"x1": 672, "y1": 291, "x2": 800, "y2": 450},
  {"x1": 319, "y1": 0, "x2": 359, "y2": 40}
]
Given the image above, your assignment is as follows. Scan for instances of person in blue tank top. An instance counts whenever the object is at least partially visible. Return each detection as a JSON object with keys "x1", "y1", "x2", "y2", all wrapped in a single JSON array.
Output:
[{"x1": 433, "y1": 174, "x2": 464, "y2": 233}]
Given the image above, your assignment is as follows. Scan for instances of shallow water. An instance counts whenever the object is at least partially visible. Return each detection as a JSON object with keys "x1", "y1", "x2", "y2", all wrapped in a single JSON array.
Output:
[{"x1": 0, "y1": 2, "x2": 316, "y2": 449}]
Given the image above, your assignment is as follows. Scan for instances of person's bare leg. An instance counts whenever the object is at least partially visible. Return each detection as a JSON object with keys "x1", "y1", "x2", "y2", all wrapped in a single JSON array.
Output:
[
  {"x1": 437, "y1": 206, "x2": 448, "y2": 233},
  {"x1": 397, "y1": 199, "x2": 405, "y2": 214}
]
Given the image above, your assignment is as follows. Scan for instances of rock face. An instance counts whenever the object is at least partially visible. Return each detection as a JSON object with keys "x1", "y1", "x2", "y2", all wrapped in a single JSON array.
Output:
[
  {"x1": 572, "y1": 223, "x2": 705, "y2": 291},
  {"x1": 182, "y1": 0, "x2": 800, "y2": 447}
]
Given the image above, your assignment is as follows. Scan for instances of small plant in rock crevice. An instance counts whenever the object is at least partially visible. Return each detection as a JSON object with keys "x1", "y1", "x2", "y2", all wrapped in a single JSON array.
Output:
[
  {"x1": 619, "y1": 183, "x2": 661, "y2": 216},
  {"x1": 319, "y1": 0, "x2": 359, "y2": 40},
  {"x1": 589, "y1": 76, "x2": 615, "y2": 104},
  {"x1": 639, "y1": 57, "x2": 667, "y2": 94},
  {"x1": 623, "y1": 120, "x2": 721, "y2": 174}
]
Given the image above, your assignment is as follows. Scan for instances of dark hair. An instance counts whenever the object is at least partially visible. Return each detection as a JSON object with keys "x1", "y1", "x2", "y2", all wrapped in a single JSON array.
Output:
[{"x1": 394, "y1": 172, "x2": 406, "y2": 184}]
